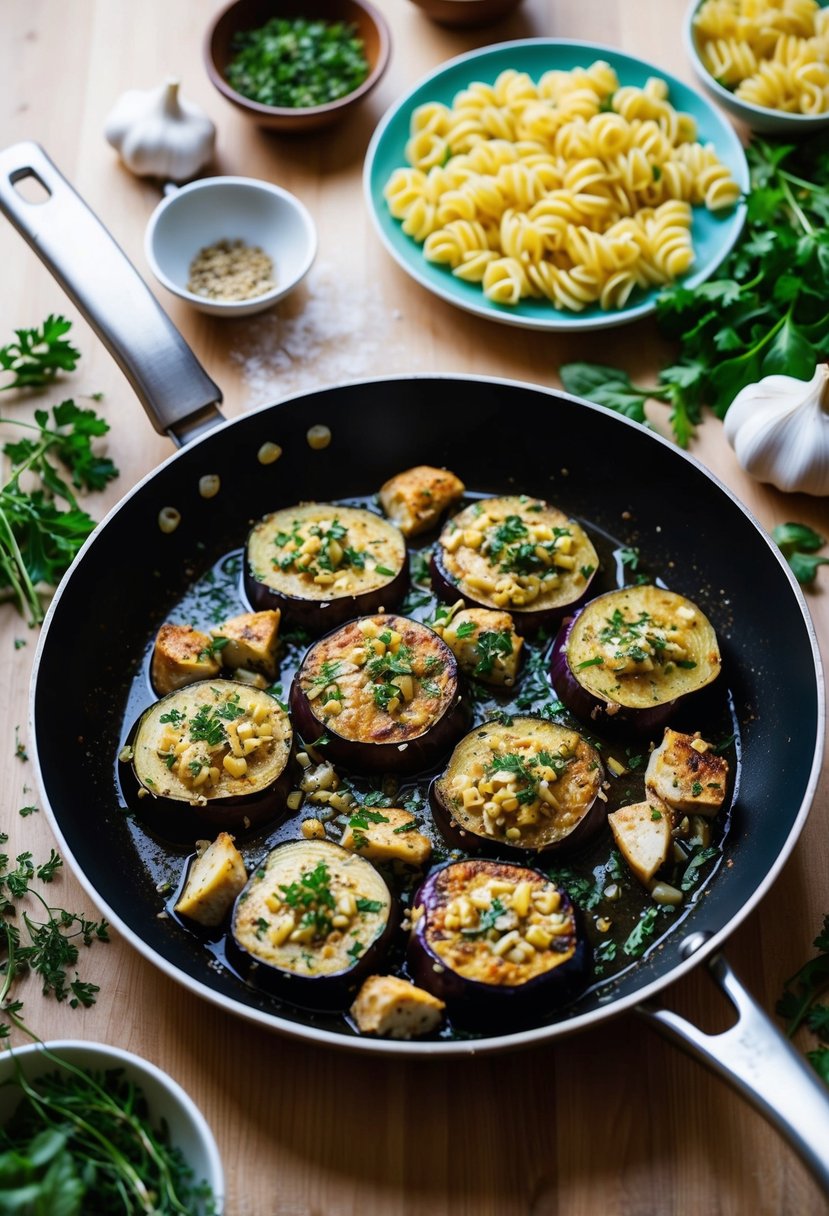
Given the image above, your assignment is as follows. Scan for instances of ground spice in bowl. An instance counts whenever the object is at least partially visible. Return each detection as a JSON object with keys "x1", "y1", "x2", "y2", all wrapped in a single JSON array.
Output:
[{"x1": 187, "y1": 238, "x2": 275, "y2": 301}]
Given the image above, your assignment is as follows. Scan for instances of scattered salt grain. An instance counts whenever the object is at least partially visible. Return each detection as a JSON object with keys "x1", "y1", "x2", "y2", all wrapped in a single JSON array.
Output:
[{"x1": 229, "y1": 261, "x2": 424, "y2": 404}]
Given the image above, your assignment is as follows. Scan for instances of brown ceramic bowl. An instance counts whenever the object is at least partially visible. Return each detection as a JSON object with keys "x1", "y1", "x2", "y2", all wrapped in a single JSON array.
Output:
[
  {"x1": 406, "y1": 0, "x2": 524, "y2": 25},
  {"x1": 204, "y1": 0, "x2": 391, "y2": 132}
]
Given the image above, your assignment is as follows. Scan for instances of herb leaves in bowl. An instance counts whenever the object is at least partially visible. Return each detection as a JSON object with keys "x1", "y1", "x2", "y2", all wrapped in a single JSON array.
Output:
[
  {"x1": 225, "y1": 17, "x2": 369, "y2": 108},
  {"x1": 205, "y1": 0, "x2": 391, "y2": 132},
  {"x1": 0, "y1": 1041, "x2": 223, "y2": 1214}
]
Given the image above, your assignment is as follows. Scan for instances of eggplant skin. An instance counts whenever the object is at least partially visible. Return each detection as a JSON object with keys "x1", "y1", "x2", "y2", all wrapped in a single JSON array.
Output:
[
  {"x1": 228, "y1": 839, "x2": 398, "y2": 1011},
  {"x1": 121, "y1": 680, "x2": 293, "y2": 843},
  {"x1": 431, "y1": 496, "x2": 598, "y2": 632},
  {"x1": 244, "y1": 504, "x2": 408, "y2": 634},
  {"x1": 290, "y1": 614, "x2": 469, "y2": 774},
  {"x1": 407, "y1": 859, "x2": 588, "y2": 1031},
  {"x1": 551, "y1": 586, "x2": 722, "y2": 736},
  {"x1": 430, "y1": 717, "x2": 604, "y2": 858}
]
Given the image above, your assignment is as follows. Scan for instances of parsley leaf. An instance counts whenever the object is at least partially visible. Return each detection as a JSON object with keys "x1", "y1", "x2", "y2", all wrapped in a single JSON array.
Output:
[
  {"x1": 772, "y1": 522, "x2": 829, "y2": 586},
  {"x1": 560, "y1": 138, "x2": 829, "y2": 447},
  {"x1": 0, "y1": 321, "x2": 118, "y2": 624},
  {"x1": 0, "y1": 315, "x2": 80, "y2": 391}
]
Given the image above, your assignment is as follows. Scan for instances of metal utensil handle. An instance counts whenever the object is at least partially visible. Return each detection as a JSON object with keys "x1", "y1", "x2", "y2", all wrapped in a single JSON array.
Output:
[
  {"x1": 639, "y1": 952, "x2": 829, "y2": 1192},
  {"x1": 0, "y1": 141, "x2": 223, "y2": 445}
]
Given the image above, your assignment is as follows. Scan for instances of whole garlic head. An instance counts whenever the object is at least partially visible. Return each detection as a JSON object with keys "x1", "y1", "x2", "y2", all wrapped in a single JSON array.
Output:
[
  {"x1": 104, "y1": 78, "x2": 216, "y2": 182},
  {"x1": 723, "y1": 363, "x2": 829, "y2": 496}
]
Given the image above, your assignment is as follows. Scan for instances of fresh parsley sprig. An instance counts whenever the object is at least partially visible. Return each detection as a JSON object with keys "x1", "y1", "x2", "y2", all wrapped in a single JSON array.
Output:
[
  {"x1": 0, "y1": 321, "x2": 118, "y2": 625},
  {"x1": 772, "y1": 523, "x2": 829, "y2": 586},
  {"x1": 0, "y1": 315, "x2": 79, "y2": 392},
  {"x1": 0, "y1": 842, "x2": 109, "y2": 1033},
  {"x1": 560, "y1": 135, "x2": 829, "y2": 447},
  {"x1": 776, "y1": 915, "x2": 829, "y2": 1083}
]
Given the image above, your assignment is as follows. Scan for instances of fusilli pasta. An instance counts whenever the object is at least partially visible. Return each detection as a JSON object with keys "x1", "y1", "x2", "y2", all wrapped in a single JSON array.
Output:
[
  {"x1": 382, "y1": 61, "x2": 740, "y2": 314},
  {"x1": 694, "y1": 0, "x2": 829, "y2": 114}
]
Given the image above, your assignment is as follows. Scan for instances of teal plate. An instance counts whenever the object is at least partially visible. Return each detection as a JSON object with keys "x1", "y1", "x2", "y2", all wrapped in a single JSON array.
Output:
[{"x1": 364, "y1": 38, "x2": 749, "y2": 332}]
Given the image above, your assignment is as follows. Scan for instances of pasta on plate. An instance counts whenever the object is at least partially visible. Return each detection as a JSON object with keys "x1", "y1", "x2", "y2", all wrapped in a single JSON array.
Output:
[
  {"x1": 694, "y1": 0, "x2": 829, "y2": 114},
  {"x1": 382, "y1": 61, "x2": 741, "y2": 313}
]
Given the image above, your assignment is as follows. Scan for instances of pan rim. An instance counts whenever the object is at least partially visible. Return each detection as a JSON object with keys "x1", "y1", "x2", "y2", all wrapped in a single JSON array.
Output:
[{"x1": 28, "y1": 372, "x2": 825, "y2": 1056}]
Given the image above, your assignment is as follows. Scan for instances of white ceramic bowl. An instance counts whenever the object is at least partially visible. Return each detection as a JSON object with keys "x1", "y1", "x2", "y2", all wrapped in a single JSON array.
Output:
[
  {"x1": 145, "y1": 175, "x2": 317, "y2": 317},
  {"x1": 0, "y1": 1040, "x2": 224, "y2": 1213},
  {"x1": 684, "y1": 0, "x2": 829, "y2": 134}
]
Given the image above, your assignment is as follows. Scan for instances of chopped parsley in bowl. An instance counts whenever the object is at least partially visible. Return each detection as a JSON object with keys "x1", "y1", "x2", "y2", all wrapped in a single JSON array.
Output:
[
  {"x1": 226, "y1": 17, "x2": 369, "y2": 108},
  {"x1": 205, "y1": 0, "x2": 391, "y2": 131}
]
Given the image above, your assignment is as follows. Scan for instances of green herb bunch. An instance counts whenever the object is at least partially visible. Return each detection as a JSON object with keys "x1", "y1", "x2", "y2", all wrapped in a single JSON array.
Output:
[
  {"x1": 0, "y1": 839, "x2": 217, "y2": 1212},
  {"x1": 0, "y1": 1055, "x2": 217, "y2": 1214},
  {"x1": 0, "y1": 840, "x2": 108, "y2": 1031},
  {"x1": 225, "y1": 17, "x2": 369, "y2": 109},
  {"x1": 777, "y1": 914, "x2": 829, "y2": 1084},
  {"x1": 0, "y1": 316, "x2": 118, "y2": 625},
  {"x1": 560, "y1": 135, "x2": 829, "y2": 448}
]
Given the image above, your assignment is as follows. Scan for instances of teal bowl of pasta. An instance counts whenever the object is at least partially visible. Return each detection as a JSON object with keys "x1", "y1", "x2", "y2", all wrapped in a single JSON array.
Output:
[
  {"x1": 363, "y1": 39, "x2": 749, "y2": 332},
  {"x1": 684, "y1": 0, "x2": 829, "y2": 134}
]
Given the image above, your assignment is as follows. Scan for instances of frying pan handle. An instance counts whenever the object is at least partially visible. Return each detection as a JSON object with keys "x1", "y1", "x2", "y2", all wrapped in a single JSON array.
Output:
[
  {"x1": 638, "y1": 950, "x2": 829, "y2": 1192},
  {"x1": 0, "y1": 141, "x2": 224, "y2": 446}
]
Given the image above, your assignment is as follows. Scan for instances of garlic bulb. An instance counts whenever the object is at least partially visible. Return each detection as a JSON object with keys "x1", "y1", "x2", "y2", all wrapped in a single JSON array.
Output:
[
  {"x1": 104, "y1": 78, "x2": 215, "y2": 182},
  {"x1": 724, "y1": 363, "x2": 829, "y2": 496}
]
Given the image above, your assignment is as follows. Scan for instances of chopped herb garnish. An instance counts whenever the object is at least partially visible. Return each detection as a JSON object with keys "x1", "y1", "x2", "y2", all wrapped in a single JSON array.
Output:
[
  {"x1": 392, "y1": 820, "x2": 419, "y2": 834},
  {"x1": 575, "y1": 656, "x2": 604, "y2": 671},
  {"x1": 474, "y1": 629, "x2": 513, "y2": 676},
  {"x1": 461, "y1": 896, "x2": 507, "y2": 936},
  {"x1": 622, "y1": 906, "x2": 659, "y2": 957},
  {"x1": 356, "y1": 898, "x2": 384, "y2": 914},
  {"x1": 680, "y1": 846, "x2": 718, "y2": 891}
]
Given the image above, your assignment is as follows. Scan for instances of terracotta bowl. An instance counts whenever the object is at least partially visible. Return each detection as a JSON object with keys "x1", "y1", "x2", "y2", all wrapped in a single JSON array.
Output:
[
  {"x1": 204, "y1": 0, "x2": 391, "y2": 132},
  {"x1": 406, "y1": 0, "x2": 524, "y2": 26}
]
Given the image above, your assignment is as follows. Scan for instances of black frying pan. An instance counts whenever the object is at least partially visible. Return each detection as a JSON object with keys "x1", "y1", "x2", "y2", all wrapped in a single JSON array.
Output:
[{"x1": 1, "y1": 143, "x2": 827, "y2": 1187}]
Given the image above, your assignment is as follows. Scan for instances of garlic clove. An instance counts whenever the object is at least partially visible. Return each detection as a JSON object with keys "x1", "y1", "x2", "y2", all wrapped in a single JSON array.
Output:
[
  {"x1": 724, "y1": 363, "x2": 829, "y2": 496},
  {"x1": 104, "y1": 78, "x2": 216, "y2": 183}
]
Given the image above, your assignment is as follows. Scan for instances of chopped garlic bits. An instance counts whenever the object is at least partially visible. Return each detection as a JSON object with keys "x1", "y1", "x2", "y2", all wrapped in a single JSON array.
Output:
[
  {"x1": 247, "y1": 504, "x2": 405, "y2": 603},
  {"x1": 423, "y1": 861, "x2": 578, "y2": 986},
  {"x1": 131, "y1": 679, "x2": 291, "y2": 805},
  {"x1": 438, "y1": 495, "x2": 598, "y2": 613}
]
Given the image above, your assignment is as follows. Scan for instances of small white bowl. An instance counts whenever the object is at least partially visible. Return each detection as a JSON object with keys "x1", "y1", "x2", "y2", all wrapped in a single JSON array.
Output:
[
  {"x1": 0, "y1": 1040, "x2": 224, "y2": 1213},
  {"x1": 145, "y1": 175, "x2": 317, "y2": 317},
  {"x1": 684, "y1": 0, "x2": 829, "y2": 134}
]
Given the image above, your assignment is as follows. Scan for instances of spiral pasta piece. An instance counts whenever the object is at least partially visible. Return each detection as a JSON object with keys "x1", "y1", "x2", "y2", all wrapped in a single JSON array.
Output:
[
  {"x1": 694, "y1": 0, "x2": 829, "y2": 114},
  {"x1": 382, "y1": 61, "x2": 741, "y2": 314}
]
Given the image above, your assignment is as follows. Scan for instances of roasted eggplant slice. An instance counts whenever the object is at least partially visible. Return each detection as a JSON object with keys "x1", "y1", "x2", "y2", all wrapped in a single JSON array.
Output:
[
  {"x1": 408, "y1": 859, "x2": 587, "y2": 1028},
  {"x1": 229, "y1": 839, "x2": 397, "y2": 1009},
  {"x1": 431, "y1": 717, "x2": 604, "y2": 856},
  {"x1": 431, "y1": 496, "x2": 598, "y2": 631},
  {"x1": 551, "y1": 586, "x2": 722, "y2": 734},
  {"x1": 290, "y1": 613, "x2": 467, "y2": 773},
  {"x1": 245, "y1": 504, "x2": 407, "y2": 632},
  {"x1": 123, "y1": 679, "x2": 293, "y2": 836}
]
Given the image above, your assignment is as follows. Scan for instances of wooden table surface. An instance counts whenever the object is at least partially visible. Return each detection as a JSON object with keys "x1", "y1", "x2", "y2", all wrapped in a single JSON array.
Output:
[{"x1": 2, "y1": 1, "x2": 828, "y2": 1212}]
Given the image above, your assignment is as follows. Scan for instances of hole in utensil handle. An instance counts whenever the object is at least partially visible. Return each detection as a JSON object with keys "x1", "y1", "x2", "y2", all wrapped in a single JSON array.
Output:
[{"x1": 10, "y1": 168, "x2": 51, "y2": 205}]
